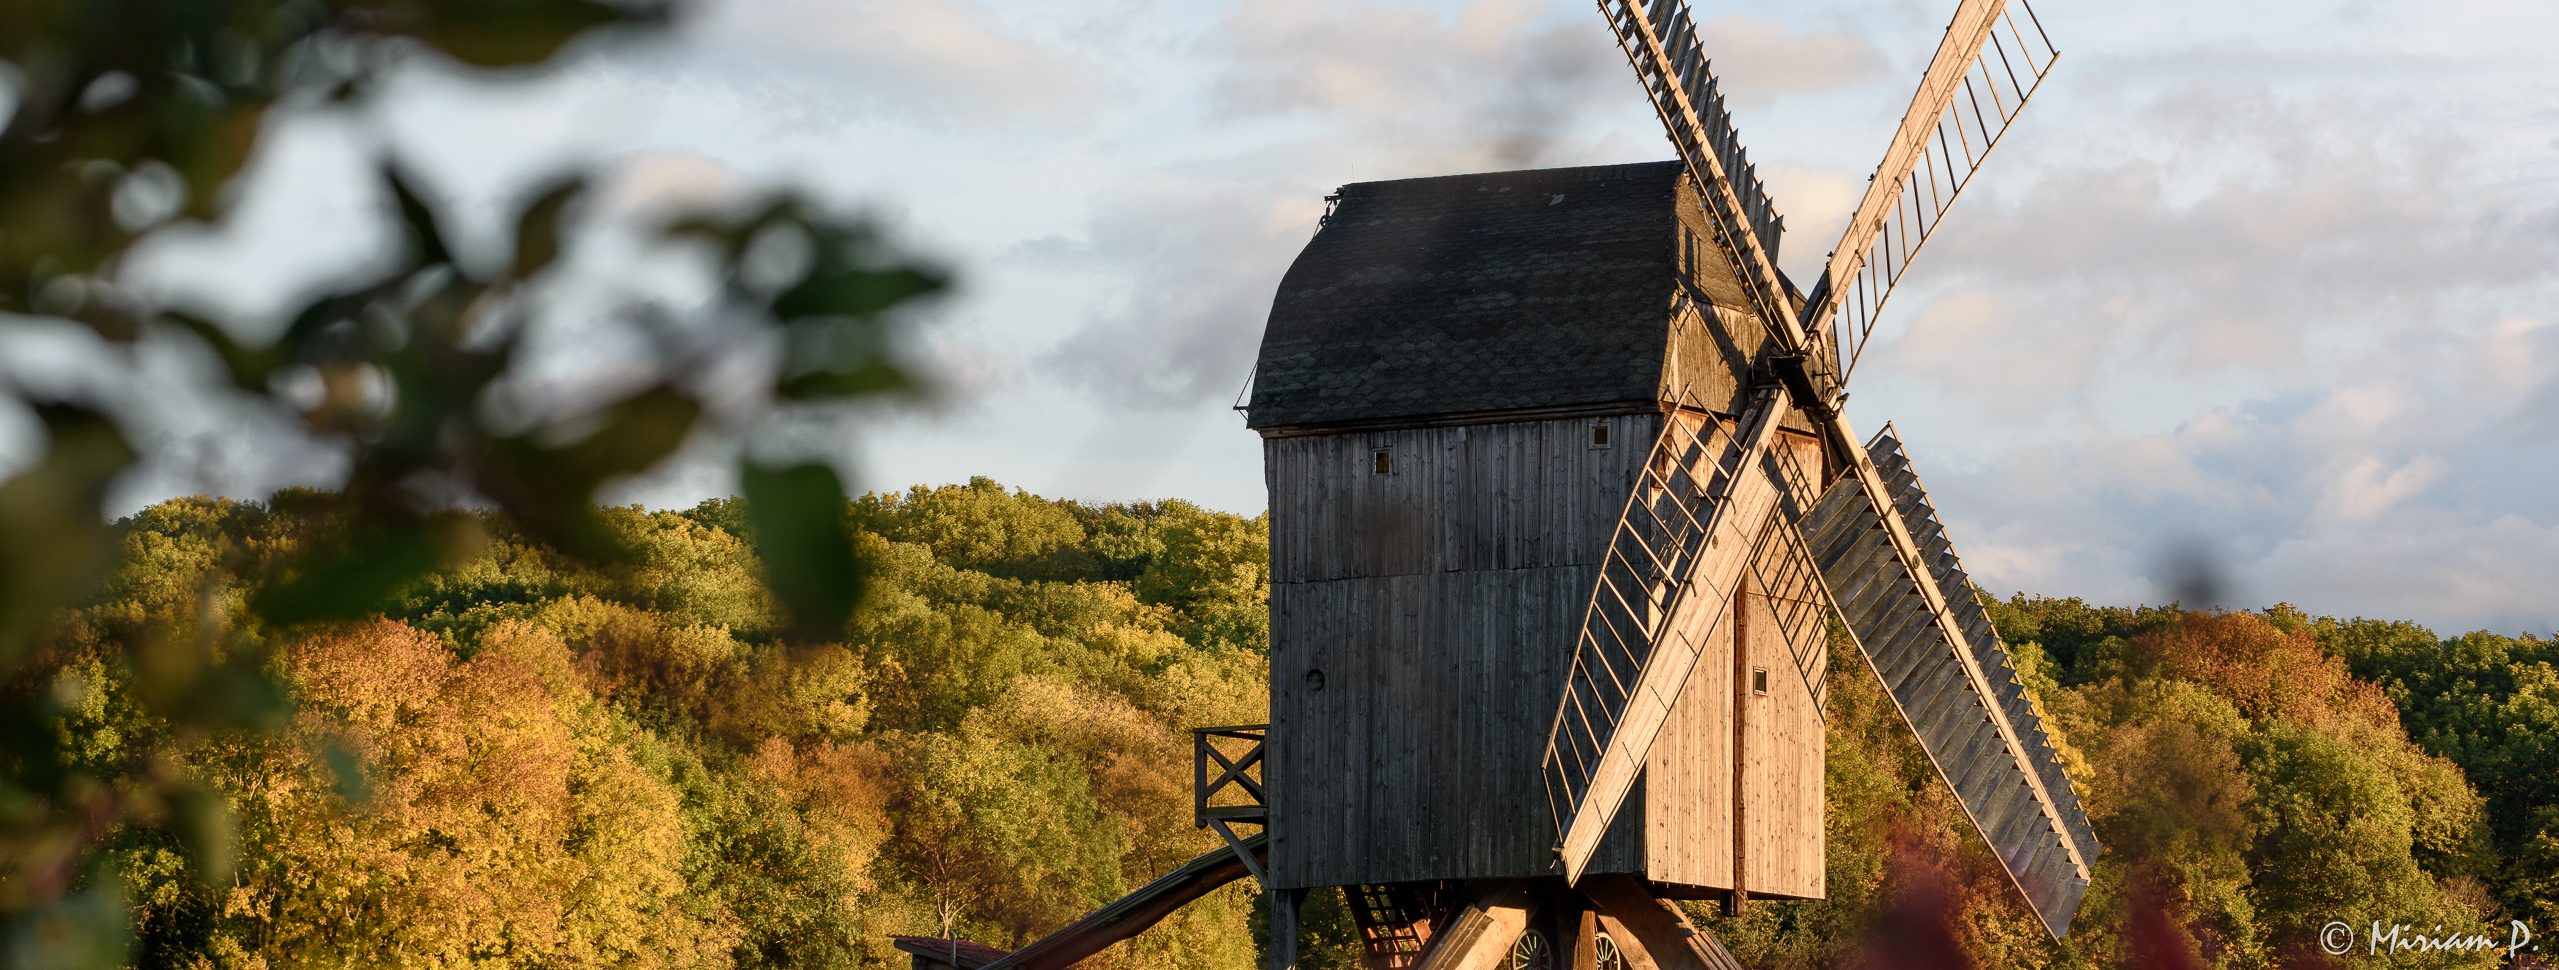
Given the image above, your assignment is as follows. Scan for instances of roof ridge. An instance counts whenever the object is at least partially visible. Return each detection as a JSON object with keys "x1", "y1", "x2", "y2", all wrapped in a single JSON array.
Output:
[{"x1": 1336, "y1": 160, "x2": 1683, "y2": 195}]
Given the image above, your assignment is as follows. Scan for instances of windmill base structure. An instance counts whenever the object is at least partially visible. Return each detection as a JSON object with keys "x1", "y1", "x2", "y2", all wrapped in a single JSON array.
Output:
[{"x1": 970, "y1": 1, "x2": 2099, "y2": 967}]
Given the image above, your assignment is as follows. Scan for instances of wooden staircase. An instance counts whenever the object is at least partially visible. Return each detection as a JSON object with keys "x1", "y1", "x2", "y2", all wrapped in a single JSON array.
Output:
[{"x1": 1344, "y1": 882, "x2": 1451, "y2": 969}]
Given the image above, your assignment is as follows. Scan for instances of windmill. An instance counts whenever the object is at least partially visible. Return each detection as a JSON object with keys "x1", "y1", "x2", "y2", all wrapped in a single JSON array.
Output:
[{"x1": 969, "y1": 2, "x2": 2093, "y2": 969}]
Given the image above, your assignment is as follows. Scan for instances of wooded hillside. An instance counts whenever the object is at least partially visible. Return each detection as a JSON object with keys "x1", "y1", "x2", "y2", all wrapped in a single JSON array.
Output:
[{"x1": 11, "y1": 478, "x2": 2552, "y2": 969}]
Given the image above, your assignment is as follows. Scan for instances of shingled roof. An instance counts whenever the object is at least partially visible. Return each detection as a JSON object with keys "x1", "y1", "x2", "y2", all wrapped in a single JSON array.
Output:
[{"x1": 1245, "y1": 161, "x2": 1690, "y2": 430}]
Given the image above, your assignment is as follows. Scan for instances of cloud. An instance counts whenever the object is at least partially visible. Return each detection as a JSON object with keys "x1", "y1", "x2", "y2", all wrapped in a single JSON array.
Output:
[
  {"x1": 592, "y1": 149, "x2": 756, "y2": 221},
  {"x1": 1691, "y1": 16, "x2": 1889, "y2": 107},
  {"x1": 1206, "y1": 0, "x2": 1631, "y2": 170},
  {"x1": 1853, "y1": 49, "x2": 2559, "y2": 632},
  {"x1": 687, "y1": 0, "x2": 1102, "y2": 126},
  {"x1": 2309, "y1": 454, "x2": 2446, "y2": 523},
  {"x1": 1760, "y1": 162, "x2": 1866, "y2": 277},
  {"x1": 1036, "y1": 181, "x2": 1322, "y2": 408}
]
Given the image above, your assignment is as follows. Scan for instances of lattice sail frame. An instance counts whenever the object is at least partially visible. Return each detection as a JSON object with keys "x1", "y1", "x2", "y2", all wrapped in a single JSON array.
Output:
[
  {"x1": 1799, "y1": 0, "x2": 2059, "y2": 383},
  {"x1": 1599, "y1": 0, "x2": 1799, "y2": 343},
  {"x1": 1539, "y1": 377, "x2": 1803, "y2": 881},
  {"x1": 1546, "y1": 0, "x2": 2096, "y2": 937},
  {"x1": 1799, "y1": 427, "x2": 2099, "y2": 935}
]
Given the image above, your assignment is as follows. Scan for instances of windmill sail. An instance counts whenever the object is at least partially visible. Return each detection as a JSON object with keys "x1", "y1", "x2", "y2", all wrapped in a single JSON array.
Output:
[
  {"x1": 1599, "y1": 0, "x2": 1797, "y2": 338},
  {"x1": 1800, "y1": 0, "x2": 2058, "y2": 382},
  {"x1": 1798, "y1": 426, "x2": 2099, "y2": 937},
  {"x1": 1541, "y1": 384, "x2": 1797, "y2": 884}
]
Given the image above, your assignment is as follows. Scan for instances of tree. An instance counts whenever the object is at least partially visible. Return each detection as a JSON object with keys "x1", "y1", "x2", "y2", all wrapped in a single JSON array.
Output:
[{"x1": 0, "y1": 0, "x2": 942, "y2": 958}]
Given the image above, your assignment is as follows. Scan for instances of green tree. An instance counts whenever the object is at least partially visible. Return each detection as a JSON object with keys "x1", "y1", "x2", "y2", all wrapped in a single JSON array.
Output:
[
  {"x1": 1137, "y1": 506, "x2": 1270, "y2": 653},
  {"x1": 854, "y1": 478, "x2": 1089, "y2": 576}
]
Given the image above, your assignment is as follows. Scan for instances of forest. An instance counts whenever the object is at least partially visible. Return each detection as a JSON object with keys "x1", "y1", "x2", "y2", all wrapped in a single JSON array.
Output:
[{"x1": 3, "y1": 476, "x2": 2550, "y2": 970}]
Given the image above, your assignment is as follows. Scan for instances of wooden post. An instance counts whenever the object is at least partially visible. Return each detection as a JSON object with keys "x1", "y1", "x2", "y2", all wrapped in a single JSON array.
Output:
[
  {"x1": 1573, "y1": 895, "x2": 1599, "y2": 970},
  {"x1": 1271, "y1": 887, "x2": 1305, "y2": 970},
  {"x1": 1728, "y1": 577, "x2": 1749, "y2": 919}
]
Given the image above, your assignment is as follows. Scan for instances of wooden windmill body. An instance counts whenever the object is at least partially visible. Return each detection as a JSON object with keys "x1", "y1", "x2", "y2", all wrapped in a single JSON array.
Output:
[
  {"x1": 979, "y1": 2, "x2": 2099, "y2": 968},
  {"x1": 1252, "y1": 161, "x2": 1831, "y2": 905}
]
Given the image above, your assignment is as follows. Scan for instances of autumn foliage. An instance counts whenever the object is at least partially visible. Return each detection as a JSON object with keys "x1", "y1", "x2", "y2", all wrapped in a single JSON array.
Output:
[
  {"x1": 15, "y1": 479, "x2": 1270, "y2": 969},
  {"x1": 10, "y1": 482, "x2": 2552, "y2": 970}
]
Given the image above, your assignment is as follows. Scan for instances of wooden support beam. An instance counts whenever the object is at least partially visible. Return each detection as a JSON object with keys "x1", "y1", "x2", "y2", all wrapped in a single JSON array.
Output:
[
  {"x1": 1580, "y1": 876, "x2": 1744, "y2": 970},
  {"x1": 1730, "y1": 574, "x2": 1748, "y2": 915},
  {"x1": 1272, "y1": 887, "x2": 1305, "y2": 970},
  {"x1": 1413, "y1": 880, "x2": 1543, "y2": 970},
  {"x1": 982, "y1": 833, "x2": 1267, "y2": 970},
  {"x1": 1573, "y1": 903, "x2": 1600, "y2": 970}
]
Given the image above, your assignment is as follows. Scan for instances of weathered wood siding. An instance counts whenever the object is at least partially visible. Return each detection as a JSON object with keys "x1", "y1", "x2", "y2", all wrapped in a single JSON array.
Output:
[
  {"x1": 1741, "y1": 555, "x2": 1826, "y2": 899},
  {"x1": 1636, "y1": 485, "x2": 1825, "y2": 900},
  {"x1": 1668, "y1": 178, "x2": 1816, "y2": 438},
  {"x1": 1267, "y1": 413, "x2": 1658, "y2": 889},
  {"x1": 1266, "y1": 413, "x2": 1827, "y2": 893},
  {"x1": 1640, "y1": 579, "x2": 1733, "y2": 890}
]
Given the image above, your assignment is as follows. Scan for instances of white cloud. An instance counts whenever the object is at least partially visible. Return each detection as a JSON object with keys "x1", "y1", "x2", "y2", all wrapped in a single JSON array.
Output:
[
  {"x1": 1691, "y1": 15, "x2": 1888, "y2": 107},
  {"x1": 1037, "y1": 179, "x2": 1319, "y2": 407},
  {"x1": 689, "y1": 0, "x2": 1104, "y2": 126},
  {"x1": 2311, "y1": 454, "x2": 2447, "y2": 523},
  {"x1": 63, "y1": 0, "x2": 2559, "y2": 633}
]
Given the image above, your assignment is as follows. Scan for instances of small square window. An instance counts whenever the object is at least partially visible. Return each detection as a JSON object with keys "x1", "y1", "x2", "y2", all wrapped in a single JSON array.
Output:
[
  {"x1": 1373, "y1": 450, "x2": 1391, "y2": 475},
  {"x1": 1591, "y1": 424, "x2": 1610, "y2": 447},
  {"x1": 1750, "y1": 668, "x2": 1769, "y2": 695}
]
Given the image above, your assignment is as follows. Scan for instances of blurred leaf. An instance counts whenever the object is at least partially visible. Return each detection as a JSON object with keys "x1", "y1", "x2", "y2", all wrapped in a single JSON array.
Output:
[
  {"x1": 383, "y1": 163, "x2": 452, "y2": 268},
  {"x1": 0, "y1": 405, "x2": 136, "y2": 663},
  {"x1": 779, "y1": 359, "x2": 908, "y2": 400},
  {"x1": 194, "y1": 660, "x2": 292, "y2": 733},
  {"x1": 10, "y1": 865, "x2": 130, "y2": 970},
  {"x1": 251, "y1": 518, "x2": 445, "y2": 626},
  {"x1": 741, "y1": 461, "x2": 859, "y2": 641},
  {"x1": 170, "y1": 310, "x2": 281, "y2": 392},
  {"x1": 480, "y1": 386, "x2": 700, "y2": 560},
  {"x1": 772, "y1": 266, "x2": 943, "y2": 320},
  {"x1": 388, "y1": 0, "x2": 660, "y2": 68},
  {"x1": 170, "y1": 785, "x2": 238, "y2": 887},
  {"x1": 560, "y1": 386, "x2": 698, "y2": 475},
  {"x1": 320, "y1": 737, "x2": 370, "y2": 805},
  {"x1": 512, "y1": 177, "x2": 584, "y2": 279}
]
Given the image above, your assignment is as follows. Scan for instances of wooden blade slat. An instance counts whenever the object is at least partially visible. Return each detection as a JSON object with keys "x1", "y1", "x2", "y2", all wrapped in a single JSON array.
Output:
[
  {"x1": 1597, "y1": 0, "x2": 1801, "y2": 350},
  {"x1": 1802, "y1": 0, "x2": 2060, "y2": 383},
  {"x1": 1796, "y1": 421, "x2": 2099, "y2": 939}
]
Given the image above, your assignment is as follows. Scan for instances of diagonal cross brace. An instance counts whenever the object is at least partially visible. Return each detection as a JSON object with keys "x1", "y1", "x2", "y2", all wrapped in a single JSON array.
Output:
[{"x1": 1203, "y1": 741, "x2": 1265, "y2": 806}]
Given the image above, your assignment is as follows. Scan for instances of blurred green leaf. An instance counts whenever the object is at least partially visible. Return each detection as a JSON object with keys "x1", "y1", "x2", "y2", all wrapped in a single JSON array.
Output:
[
  {"x1": 0, "y1": 405, "x2": 136, "y2": 663},
  {"x1": 320, "y1": 737, "x2": 370, "y2": 805},
  {"x1": 383, "y1": 163, "x2": 452, "y2": 268},
  {"x1": 195, "y1": 660, "x2": 293, "y2": 733},
  {"x1": 251, "y1": 517, "x2": 445, "y2": 625},
  {"x1": 560, "y1": 386, "x2": 698, "y2": 474},
  {"x1": 170, "y1": 310, "x2": 281, "y2": 392},
  {"x1": 772, "y1": 266, "x2": 944, "y2": 320},
  {"x1": 512, "y1": 177, "x2": 584, "y2": 279},
  {"x1": 740, "y1": 461, "x2": 859, "y2": 641},
  {"x1": 779, "y1": 359, "x2": 909, "y2": 400},
  {"x1": 10, "y1": 865, "x2": 130, "y2": 970},
  {"x1": 171, "y1": 784, "x2": 238, "y2": 887},
  {"x1": 384, "y1": 0, "x2": 656, "y2": 68},
  {"x1": 480, "y1": 386, "x2": 700, "y2": 560}
]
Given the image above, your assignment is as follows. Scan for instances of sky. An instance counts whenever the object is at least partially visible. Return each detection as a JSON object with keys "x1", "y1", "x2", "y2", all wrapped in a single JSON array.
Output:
[{"x1": 38, "y1": 0, "x2": 2559, "y2": 634}]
